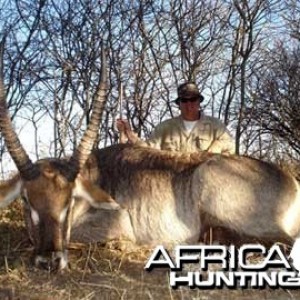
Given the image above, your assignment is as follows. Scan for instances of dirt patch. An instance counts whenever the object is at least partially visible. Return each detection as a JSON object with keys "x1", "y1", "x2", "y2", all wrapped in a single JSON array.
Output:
[{"x1": 1, "y1": 201, "x2": 300, "y2": 299}]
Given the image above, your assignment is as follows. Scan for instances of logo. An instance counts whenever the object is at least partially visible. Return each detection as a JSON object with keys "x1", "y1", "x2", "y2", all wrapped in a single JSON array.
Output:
[
  {"x1": 290, "y1": 239, "x2": 300, "y2": 274},
  {"x1": 145, "y1": 244, "x2": 300, "y2": 288}
]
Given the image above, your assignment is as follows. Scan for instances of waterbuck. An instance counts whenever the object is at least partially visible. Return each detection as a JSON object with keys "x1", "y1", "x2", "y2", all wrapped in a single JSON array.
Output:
[
  {"x1": 1, "y1": 42, "x2": 300, "y2": 271},
  {"x1": 0, "y1": 40, "x2": 120, "y2": 270}
]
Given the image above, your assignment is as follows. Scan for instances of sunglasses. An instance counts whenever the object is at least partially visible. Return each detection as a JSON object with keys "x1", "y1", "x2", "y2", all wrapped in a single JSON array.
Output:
[{"x1": 179, "y1": 97, "x2": 199, "y2": 103}]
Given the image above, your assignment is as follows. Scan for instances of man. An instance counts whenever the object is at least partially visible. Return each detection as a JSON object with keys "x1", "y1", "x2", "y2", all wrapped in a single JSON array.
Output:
[{"x1": 117, "y1": 82, "x2": 235, "y2": 155}]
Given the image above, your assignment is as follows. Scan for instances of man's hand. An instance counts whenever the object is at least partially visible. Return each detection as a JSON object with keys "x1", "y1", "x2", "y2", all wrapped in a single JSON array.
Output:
[
  {"x1": 116, "y1": 119, "x2": 138, "y2": 144},
  {"x1": 116, "y1": 119, "x2": 131, "y2": 133}
]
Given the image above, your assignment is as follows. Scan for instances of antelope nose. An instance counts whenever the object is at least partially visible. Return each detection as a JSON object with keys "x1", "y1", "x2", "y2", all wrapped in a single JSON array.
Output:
[{"x1": 34, "y1": 251, "x2": 68, "y2": 271}]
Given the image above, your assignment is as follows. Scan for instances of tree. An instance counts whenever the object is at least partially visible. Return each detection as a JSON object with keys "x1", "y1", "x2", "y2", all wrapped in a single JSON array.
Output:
[
  {"x1": 252, "y1": 45, "x2": 300, "y2": 158},
  {"x1": 0, "y1": 0, "x2": 296, "y2": 176}
]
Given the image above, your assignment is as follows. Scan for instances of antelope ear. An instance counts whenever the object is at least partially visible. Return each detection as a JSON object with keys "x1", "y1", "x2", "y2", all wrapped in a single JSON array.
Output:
[
  {"x1": 54, "y1": 173, "x2": 69, "y2": 189},
  {"x1": 73, "y1": 176, "x2": 120, "y2": 210},
  {"x1": 0, "y1": 175, "x2": 22, "y2": 208}
]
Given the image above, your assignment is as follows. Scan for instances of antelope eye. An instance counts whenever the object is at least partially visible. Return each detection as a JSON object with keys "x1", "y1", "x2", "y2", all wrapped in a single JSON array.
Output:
[{"x1": 22, "y1": 195, "x2": 29, "y2": 205}]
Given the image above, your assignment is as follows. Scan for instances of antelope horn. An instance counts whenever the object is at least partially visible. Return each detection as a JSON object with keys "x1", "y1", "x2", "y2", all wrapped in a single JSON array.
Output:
[
  {"x1": 68, "y1": 44, "x2": 107, "y2": 180},
  {"x1": 0, "y1": 38, "x2": 40, "y2": 180}
]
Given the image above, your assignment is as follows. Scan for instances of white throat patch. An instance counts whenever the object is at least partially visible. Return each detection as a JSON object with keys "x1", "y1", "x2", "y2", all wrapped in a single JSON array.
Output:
[{"x1": 0, "y1": 179, "x2": 22, "y2": 208}]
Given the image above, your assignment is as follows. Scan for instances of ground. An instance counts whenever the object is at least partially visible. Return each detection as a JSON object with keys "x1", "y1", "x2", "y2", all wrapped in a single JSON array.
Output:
[{"x1": 1, "y1": 201, "x2": 300, "y2": 300}]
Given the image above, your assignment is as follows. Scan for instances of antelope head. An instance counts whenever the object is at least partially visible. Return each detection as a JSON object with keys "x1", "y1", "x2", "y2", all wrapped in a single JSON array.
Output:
[{"x1": 0, "y1": 40, "x2": 120, "y2": 271}]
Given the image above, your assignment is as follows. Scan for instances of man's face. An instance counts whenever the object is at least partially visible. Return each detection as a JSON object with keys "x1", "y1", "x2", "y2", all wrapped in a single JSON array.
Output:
[{"x1": 179, "y1": 97, "x2": 200, "y2": 121}]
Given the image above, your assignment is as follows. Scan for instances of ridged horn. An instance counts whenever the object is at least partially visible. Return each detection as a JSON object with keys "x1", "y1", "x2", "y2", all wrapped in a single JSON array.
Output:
[
  {"x1": 0, "y1": 38, "x2": 40, "y2": 180},
  {"x1": 68, "y1": 44, "x2": 107, "y2": 180}
]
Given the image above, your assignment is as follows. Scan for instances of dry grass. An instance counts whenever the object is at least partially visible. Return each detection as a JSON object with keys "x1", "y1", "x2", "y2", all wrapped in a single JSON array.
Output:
[{"x1": 1, "y1": 201, "x2": 300, "y2": 300}]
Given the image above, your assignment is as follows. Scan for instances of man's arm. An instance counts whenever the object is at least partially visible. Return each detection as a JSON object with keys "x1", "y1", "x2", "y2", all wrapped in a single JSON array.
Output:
[
  {"x1": 206, "y1": 120, "x2": 236, "y2": 155},
  {"x1": 116, "y1": 119, "x2": 164, "y2": 149},
  {"x1": 217, "y1": 130, "x2": 236, "y2": 155}
]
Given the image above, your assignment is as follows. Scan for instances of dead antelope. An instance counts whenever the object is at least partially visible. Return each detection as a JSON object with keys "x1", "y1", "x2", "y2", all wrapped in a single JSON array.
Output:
[{"x1": 0, "y1": 40, "x2": 120, "y2": 271}]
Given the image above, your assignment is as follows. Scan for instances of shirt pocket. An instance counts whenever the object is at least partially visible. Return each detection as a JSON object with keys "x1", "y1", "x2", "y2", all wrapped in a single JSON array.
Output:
[
  {"x1": 194, "y1": 135, "x2": 212, "y2": 151},
  {"x1": 161, "y1": 138, "x2": 179, "y2": 151}
]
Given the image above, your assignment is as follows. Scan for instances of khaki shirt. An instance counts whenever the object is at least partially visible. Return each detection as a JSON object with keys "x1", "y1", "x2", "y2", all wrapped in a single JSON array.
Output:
[{"x1": 136, "y1": 114, "x2": 235, "y2": 154}]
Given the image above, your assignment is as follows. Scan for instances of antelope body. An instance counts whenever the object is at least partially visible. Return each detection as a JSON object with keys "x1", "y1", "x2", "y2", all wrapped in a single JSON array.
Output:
[{"x1": 70, "y1": 144, "x2": 300, "y2": 249}]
